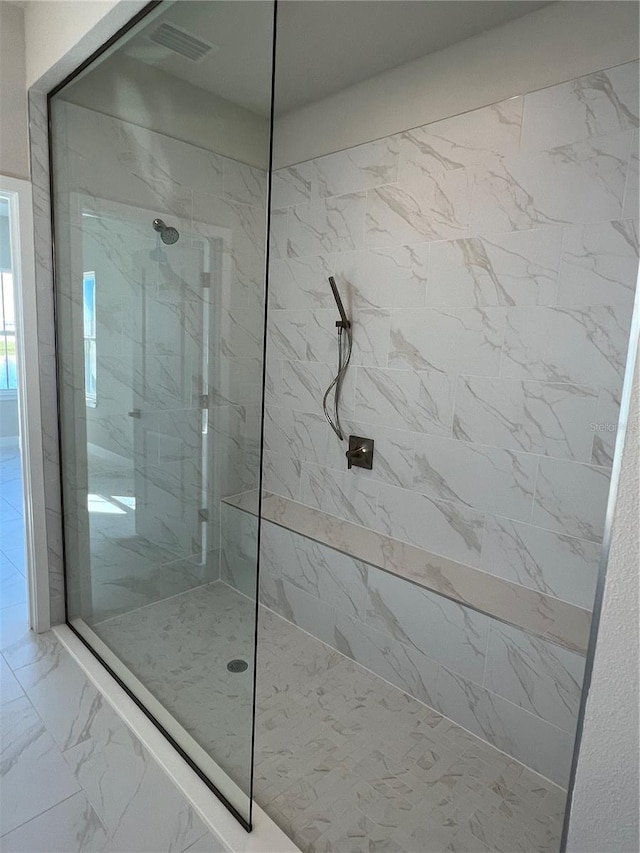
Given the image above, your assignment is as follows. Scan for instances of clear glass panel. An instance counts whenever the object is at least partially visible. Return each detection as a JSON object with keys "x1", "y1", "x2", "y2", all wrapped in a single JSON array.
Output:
[{"x1": 51, "y1": 0, "x2": 274, "y2": 825}]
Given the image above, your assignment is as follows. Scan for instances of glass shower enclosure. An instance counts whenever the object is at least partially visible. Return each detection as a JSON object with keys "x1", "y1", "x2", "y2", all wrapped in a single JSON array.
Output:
[
  {"x1": 48, "y1": 0, "x2": 639, "y2": 849},
  {"x1": 49, "y1": 0, "x2": 275, "y2": 825}
]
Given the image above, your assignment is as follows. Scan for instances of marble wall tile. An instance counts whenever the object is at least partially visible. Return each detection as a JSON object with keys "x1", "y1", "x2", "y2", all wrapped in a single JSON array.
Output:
[
  {"x1": 261, "y1": 521, "x2": 368, "y2": 619},
  {"x1": 30, "y1": 92, "x2": 65, "y2": 625},
  {"x1": 306, "y1": 307, "x2": 391, "y2": 367},
  {"x1": 345, "y1": 422, "x2": 416, "y2": 490},
  {"x1": 501, "y1": 305, "x2": 629, "y2": 388},
  {"x1": 389, "y1": 307, "x2": 505, "y2": 375},
  {"x1": 376, "y1": 483, "x2": 485, "y2": 567},
  {"x1": 366, "y1": 168, "x2": 471, "y2": 247},
  {"x1": 557, "y1": 218, "x2": 639, "y2": 311},
  {"x1": 61, "y1": 105, "x2": 194, "y2": 221},
  {"x1": 220, "y1": 501, "x2": 258, "y2": 599},
  {"x1": 271, "y1": 163, "x2": 315, "y2": 208},
  {"x1": 435, "y1": 667, "x2": 574, "y2": 786},
  {"x1": 480, "y1": 516, "x2": 600, "y2": 609},
  {"x1": 280, "y1": 359, "x2": 355, "y2": 418},
  {"x1": 400, "y1": 97, "x2": 523, "y2": 177},
  {"x1": 269, "y1": 209, "x2": 288, "y2": 260},
  {"x1": 262, "y1": 450, "x2": 302, "y2": 500},
  {"x1": 220, "y1": 307, "x2": 265, "y2": 360},
  {"x1": 330, "y1": 244, "x2": 429, "y2": 309},
  {"x1": 366, "y1": 568, "x2": 490, "y2": 683},
  {"x1": 222, "y1": 158, "x2": 268, "y2": 206},
  {"x1": 313, "y1": 137, "x2": 400, "y2": 198},
  {"x1": 257, "y1": 494, "x2": 591, "y2": 652},
  {"x1": 268, "y1": 254, "x2": 335, "y2": 309},
  {"x1": 428, "y1": 229, "x2": 562, "y2": 307},
  {"x1": 264, "y1": 406, "x2": 345, "y2": 472},
  {"x1": 532, "y1": 458, "x2": 611, "y2": 542},
  {"x1": 300, "y1": 462, "x2": 379, "y2": 528},
  {"x1": 122, "y1": 112, "x2": 225, "y2": 199},
  {"x1": 287, "y1": 192, "x2": 366, "y2": 257},
  {"x1": 331, "y1": 610, "x2": 440, "y2": 708},
  {"x1": 484, "y1": 623, "x2": 585, "y2": 733},
  {"x1": 521, "y1": 61, "x2": 639, "y2": 152},
  {"x1": 470, "y1": 131, "x2": 632, "y2": 234},
  {"x1": 623, "y1": 129, "x2": 639, "y2": 218},
  {"x1": 590, "y1": 387, "x2": 623, "y2": 468},
  {"x1": 207, "y1": 404, "x2": 252, "y2": 498},
  {"x1": 259, "y1": 573, "x2": 336, "y2": 647},
  {"x1": 193, "y1": 190, "x2": 265, "y2": 276},
  {"x1": 412, "y1": 435, "x2": 537, "y2": 522},
  {"x1": 45, "y1": 100, "x2": 270, "y2": 630},
  {"x1": 452, "y1": 376, "x2": 599, "y2": 461},
  {"x1": 355, "y1": 367, "x2": 455, "y2": 436},
  {"x1": 266, "y1": 309, "x2": 308, "y2": 361}
]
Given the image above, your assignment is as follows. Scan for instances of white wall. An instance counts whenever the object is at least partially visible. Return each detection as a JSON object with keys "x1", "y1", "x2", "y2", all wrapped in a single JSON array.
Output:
[
  {"x1": 273, "y1": 0, "x2": 640, "y2": 169},
  {"x1": 24, "y1": 0, "x2": 146, "y2": 91},
  {"x1": 567, "y1": 346, "x2": 640, "y2": 852},
  {"x1": 0, "y1": 2, "x2": 29, "y2": 179}
]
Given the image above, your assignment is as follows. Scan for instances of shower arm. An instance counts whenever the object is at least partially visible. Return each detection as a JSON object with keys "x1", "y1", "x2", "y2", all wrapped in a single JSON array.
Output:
[{"x1": 322, "y1": 277, "x2": 353, "y2": 442}]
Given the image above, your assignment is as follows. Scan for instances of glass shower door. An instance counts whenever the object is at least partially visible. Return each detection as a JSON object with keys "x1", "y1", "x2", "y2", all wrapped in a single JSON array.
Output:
[{"x1": 50, "y1": 0, "x2": 275, "y2": 827}]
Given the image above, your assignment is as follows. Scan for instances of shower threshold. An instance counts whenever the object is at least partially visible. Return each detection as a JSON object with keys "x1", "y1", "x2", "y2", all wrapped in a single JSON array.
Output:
[{"x1": 86, "y1": 582, "x2": 565, "y2": 853}]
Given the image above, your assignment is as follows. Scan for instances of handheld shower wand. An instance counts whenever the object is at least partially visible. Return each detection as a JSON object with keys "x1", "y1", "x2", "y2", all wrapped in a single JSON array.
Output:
[
  {"x1": 323, "y1": 277, "x2": 353, "y2": 442},
  {"x1": 329, "y1": 276, "x2": 350, "y2": 330}
]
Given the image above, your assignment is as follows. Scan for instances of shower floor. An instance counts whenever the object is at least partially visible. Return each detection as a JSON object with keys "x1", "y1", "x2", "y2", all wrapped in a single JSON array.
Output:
[{"x1": 95, "y1": 582, "x2": 566, "y2": 853}]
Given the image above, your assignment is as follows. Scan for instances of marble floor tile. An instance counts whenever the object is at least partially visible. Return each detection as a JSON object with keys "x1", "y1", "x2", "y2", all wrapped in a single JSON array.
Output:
[
  {"x1": 82, "y1": 579, "x2": 567, "y2": 851},
  {"x1": 14, "y1": 637, "x2": 113, "y2": 752},
  {"x1": 0, "y1": 792, "x2": 117, "y2": 853},
  {"x1": 252, "y1": 593, "x2": 567, "y2": 852},
  {"x1": 0, "y1": 652, "x2": 24, "y2": 705},
  {"x1": 0, "y1": 696, "x2": 81, "y2": 835},
  {"x1": 63, "y1": 702, "x2": 209, "y2": 853}
]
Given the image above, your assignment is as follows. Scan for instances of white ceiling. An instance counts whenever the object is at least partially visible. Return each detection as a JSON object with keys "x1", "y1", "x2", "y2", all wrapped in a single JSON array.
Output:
[
  {"x1": 274, "y1": 1, "x2": 551, "y2": 114},
  {"x1": 124, "y1": 0, "x2": 551, "y2": 117}
]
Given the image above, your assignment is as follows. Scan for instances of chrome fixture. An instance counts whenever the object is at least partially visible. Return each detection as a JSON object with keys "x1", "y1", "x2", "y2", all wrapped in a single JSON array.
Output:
[
  {"x1": 322, "y1": 276, "x2": 353, "y2": 441},
  {"x1": 152, "y1": 217, "x2": 180, "y2": 245}
]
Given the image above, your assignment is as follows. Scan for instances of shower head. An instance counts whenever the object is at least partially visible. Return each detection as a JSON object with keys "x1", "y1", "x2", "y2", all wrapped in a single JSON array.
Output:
[
  {"x1": 328, "y1": 276, "x2": 350, "y2": 329},
  {"x1": 152, "y1": 218, "x2": 180, "y2": 245}
]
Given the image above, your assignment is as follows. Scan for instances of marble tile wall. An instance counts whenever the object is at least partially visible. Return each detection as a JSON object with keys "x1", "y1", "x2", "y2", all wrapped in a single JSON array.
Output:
[
  {"x1": 47, "y1": 101, "x2": 269, "y2": 617},
  {"x1": 264, "y1": 60, "x2": 640, "y2": 617},
  {"x1": 246, "y1": 510, "x2": 583, "y2": 786},
  {"x1": 29, "y1": 92, "x2": 66, "y2": 625},
  {"x1": 236, "y1": 60, "x2": 640, "y2": 789}
]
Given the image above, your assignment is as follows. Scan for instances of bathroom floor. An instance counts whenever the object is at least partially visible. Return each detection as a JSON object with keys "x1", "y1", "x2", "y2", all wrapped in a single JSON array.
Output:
[{"x1": 95, "y1": 581, "x2": 566, "y2": 853}]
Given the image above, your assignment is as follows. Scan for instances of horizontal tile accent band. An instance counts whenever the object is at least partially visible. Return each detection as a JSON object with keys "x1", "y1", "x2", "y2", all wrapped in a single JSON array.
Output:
[{"x1": 224, "y1": 491, "x2": 590, "y2": 653}]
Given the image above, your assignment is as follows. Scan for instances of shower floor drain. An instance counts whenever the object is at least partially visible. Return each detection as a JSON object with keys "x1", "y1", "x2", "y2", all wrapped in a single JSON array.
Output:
[{"x1": 227, "y1": 659, "x2": 248, "y2": 673}]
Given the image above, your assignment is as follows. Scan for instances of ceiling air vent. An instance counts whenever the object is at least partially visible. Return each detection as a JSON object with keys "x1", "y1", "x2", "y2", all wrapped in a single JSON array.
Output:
[{"x1": 149, "y1": 22, "x2": 216, "y2": 62}]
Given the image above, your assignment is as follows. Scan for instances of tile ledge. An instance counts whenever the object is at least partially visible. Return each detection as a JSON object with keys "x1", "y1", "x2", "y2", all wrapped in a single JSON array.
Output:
[{"x1": 222, "y1": 490, "x2": 591, "y2": 653}]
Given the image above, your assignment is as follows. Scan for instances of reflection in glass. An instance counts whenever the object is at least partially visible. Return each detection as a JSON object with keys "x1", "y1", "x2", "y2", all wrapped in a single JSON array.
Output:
[{"x1": 50, "y1": 0, "x2": 274, "y2": 825}]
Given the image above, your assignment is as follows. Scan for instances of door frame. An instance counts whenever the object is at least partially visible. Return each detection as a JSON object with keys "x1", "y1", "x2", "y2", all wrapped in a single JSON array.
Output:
[{"x1": 0, "y1": 174, "x2": 50, "y2": 632}]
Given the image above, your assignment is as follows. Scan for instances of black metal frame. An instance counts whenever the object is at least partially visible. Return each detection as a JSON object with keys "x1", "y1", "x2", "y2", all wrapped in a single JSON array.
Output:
[{"x1": 46, "y1": 0, "x2": 279, "y2": 835}]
